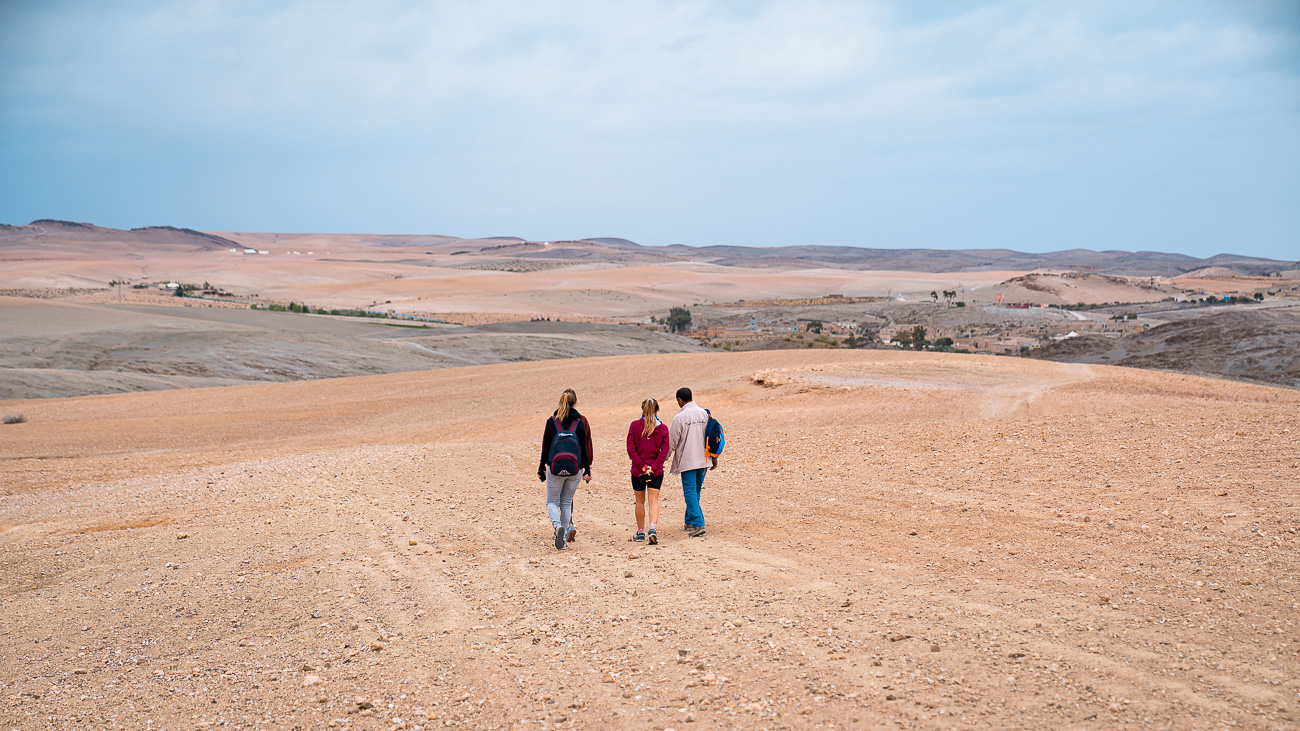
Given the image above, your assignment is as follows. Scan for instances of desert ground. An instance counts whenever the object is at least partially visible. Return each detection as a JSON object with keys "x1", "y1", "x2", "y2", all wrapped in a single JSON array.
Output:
[
  {"x1": 2, "y1": 350, "x2": 1298, "y2": 730},
  {"x1": 4, "y1": 221, "x2": 1297, "y2": 401}
]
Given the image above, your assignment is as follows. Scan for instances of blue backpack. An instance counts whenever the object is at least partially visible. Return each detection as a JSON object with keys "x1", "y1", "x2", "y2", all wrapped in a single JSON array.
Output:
[
  {"x1": 548, "y1": 417, "x2": 583, "y2": 476},
  {"x1": 704, "y1": 409, "x2": 725, "y2": 459}
]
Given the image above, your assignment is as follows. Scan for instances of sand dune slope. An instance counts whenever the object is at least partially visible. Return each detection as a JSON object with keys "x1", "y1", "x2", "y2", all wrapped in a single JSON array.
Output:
[{"x1": 1, "y1": 351, "x2": 1298, "y2": 729}]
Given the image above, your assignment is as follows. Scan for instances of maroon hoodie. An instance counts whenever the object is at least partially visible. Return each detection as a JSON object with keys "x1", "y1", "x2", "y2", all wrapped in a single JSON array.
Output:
[{"x1": 626, "y1": 418, "x2": 670, "y2": 476}]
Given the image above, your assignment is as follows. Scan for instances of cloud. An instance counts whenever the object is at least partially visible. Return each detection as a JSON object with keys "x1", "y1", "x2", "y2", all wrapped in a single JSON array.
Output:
[{"x1": 1, "y1": 0, "x2": 1297, "y2": 256}]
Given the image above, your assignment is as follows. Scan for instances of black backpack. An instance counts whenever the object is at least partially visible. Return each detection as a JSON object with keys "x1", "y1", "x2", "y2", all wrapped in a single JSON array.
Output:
[{"x1": 548, "y1": 417, "x2": 583, "y2": 476}]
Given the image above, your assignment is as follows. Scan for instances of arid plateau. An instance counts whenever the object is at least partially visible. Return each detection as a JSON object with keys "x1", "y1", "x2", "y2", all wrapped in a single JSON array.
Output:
[{"x1": 1, "y1": 222, "x2": 1299, "y2": 730}]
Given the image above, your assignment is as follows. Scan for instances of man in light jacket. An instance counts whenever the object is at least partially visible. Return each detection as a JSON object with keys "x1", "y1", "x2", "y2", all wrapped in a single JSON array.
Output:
[{"x1": 669, "y1": 386, "x2": 712, "y2": 537}]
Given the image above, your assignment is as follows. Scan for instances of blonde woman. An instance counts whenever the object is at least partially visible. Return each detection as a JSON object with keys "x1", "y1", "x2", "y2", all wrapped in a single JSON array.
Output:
[
  {"x1": 625, "y1": 398, "x2": 670, "y2": 544},
  {"x1": 538, "y1": 390, "x2": 592, "y2": 550}
]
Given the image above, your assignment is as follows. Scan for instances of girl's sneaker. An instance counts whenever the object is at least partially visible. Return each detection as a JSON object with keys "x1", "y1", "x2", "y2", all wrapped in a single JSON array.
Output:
[
  {"x1": 647, "y1": 527, "x2": 658, "y2": 545},
  {"x1": 632, "y1": 530, "x2": 646, "y2": 542},
  {"x1": 566, "y1": 524, "x2": 577, "y2": 543},
  {"x1": 554, "y1": 525, "x2": 567, "y2": 550}
]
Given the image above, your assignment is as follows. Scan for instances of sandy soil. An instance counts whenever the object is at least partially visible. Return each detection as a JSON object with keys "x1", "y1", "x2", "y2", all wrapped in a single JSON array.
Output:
[
  {"x1": 2, "y1": 350, "x2": 1297, "y2": 730},
  {"x1": 0, "y1": 297, "x2": 704, "y2": 400}
]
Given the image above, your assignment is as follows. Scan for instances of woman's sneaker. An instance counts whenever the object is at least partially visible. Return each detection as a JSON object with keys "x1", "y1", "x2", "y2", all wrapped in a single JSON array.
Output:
[
  {"x1": 647, "y1": 527, "x2": 658, "y2": 545},
  {"x1": 554, "y1": 525, "x2": 567, "y2": 550},
  {"x1": 566, "y1": 524, "x2": 577, "y2": 543},
  {"x1": 632, "y1": 530, "x2": 646, "y2": 542}
]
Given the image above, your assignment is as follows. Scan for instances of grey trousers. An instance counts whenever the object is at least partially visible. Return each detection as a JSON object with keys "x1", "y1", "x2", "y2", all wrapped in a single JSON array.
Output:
[{"x1": 545, "y1": 468, "x2": 581, "y2": 529}]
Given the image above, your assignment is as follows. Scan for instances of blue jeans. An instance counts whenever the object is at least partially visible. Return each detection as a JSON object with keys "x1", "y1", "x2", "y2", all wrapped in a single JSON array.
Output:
[{"x1": 680, "y1": 468, "x2": 707, "y2": 529}]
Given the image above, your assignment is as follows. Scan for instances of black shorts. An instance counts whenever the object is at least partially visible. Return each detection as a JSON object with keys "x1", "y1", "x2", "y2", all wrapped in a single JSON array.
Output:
[{"x1": 631, "y1": 473, "x2": 664, "y2": 492}]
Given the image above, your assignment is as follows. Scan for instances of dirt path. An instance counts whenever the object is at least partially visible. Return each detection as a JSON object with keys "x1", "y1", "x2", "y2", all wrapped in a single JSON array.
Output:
[{"x1": 1, "y1": 351, "x2": 1298, "y2": 730}]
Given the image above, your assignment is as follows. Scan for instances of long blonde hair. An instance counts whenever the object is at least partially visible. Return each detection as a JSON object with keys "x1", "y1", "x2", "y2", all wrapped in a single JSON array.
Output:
[
  {"x1": 557, "y1": 389, "x2": 577, "y2": 421},
  {"x1": 641, "y1": 398, "x2": 659, "y2": 438}
]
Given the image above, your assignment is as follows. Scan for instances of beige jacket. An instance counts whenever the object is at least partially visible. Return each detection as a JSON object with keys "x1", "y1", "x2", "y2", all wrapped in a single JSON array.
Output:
[{"x1": 669, "y1": 401, "x2": 710, "y2": 474}]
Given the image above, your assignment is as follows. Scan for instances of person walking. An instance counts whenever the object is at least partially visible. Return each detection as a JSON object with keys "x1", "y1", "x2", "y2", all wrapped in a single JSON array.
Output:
[
  {"x1": 560, "y1": 388, "x2": 594, "y2": 543},
  {"x1": 538, "y1": 390, "x2": 591, "y2": 550},
  {"x1": 669, "y1": 386, "x2": 712, "y2": 537},
  {"x1": 626, "y1": 397, "x2": 670, "y2": 544}
]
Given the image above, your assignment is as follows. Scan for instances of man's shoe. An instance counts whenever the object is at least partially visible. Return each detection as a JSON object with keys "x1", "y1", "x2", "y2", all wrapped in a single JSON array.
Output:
[{"x1": 687, "y1": 526, "x2": 706, "y2": 537}]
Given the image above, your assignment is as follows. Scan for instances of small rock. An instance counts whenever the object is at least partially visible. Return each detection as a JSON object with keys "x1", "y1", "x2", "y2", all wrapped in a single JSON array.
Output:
[
  {"x1": 885, "y1": 694, "x2": 897, "y2": 701},
  {"x1": 73, "y1": 668, "x2": 89, "y2": 675},
  {"x1": 370, "y1": 642, "x2": 386, "y2": 652},
  {"x1": 303, "y1": 675, "x2": 322, "y2": 687},
  {"x1": 311, "y1": 611, "x2": 322, "y2": 619},
  {"x1": 409, "y1": 539, "x2": 418, "y2": 546},
  {"x1": 930, "y1": 645, "x2": 940, "y2": 652},
  {"x1": 176, "y1": 533, "x2": 189, "y2": 540},
  {"x1": 627, "y1": 552, "x2": 641, "y2": 560},
  {"x1": 907, "y1": 530, "x2": 917, "y2": 536},
  {"x1": 624, "y1": 571, "x2": 633, "y2": 578},
  {"x1": 888, "y1": 634, "x2": 912, "y2": 642},
  {"x1": 601, "y1": 673, "x2": 616, "y2": 683}
]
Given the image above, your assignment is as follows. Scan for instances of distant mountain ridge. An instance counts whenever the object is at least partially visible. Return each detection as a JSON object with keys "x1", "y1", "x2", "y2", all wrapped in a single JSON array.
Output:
[
  {"x1": 1, "y1": 219, "x2": 240, "y2": 251},
  {"x1": 1, "y1": 219, "x2": 1294, "y2": 276}
]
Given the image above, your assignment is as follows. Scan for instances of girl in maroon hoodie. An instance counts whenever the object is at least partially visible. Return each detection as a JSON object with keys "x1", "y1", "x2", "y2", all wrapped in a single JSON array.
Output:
[{"x1": 626, "y1": 397, "x2": 671, "y2": 544}]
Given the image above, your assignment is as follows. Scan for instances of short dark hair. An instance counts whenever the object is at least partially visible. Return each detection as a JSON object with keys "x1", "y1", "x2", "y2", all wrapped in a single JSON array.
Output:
[{"x1": 676, "y1": 387, "x2": 692, "y2": 402}]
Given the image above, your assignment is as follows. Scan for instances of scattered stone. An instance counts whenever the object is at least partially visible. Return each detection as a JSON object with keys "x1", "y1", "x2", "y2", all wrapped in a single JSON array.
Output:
[
  {"x1": 908, "y1": 530, "x2": 918, "y2": 536},
  {"x1": 73, "y1": 668, "x2": 89, "y2": 675},
  {"x1": 889, "y1": 634, "x2": 912, "y2": 642},
  {"x1": 303, "y1": 675, "x2": 322, "y2": 687},
  {"x1": 931, "y1": 645, "x2": 940, "y2": 652},
  {"x1": 624, "y1": 571, "x2": 633, "y2": 578},
  {"x1": 370, "y1": 642, "x2": 386, "y2": 652},
  {"x1": 176, "y1": 533, "x2": 189, "y2": 540},
  {"x1": 627, "y1": 552, "x2": 641, "y2": 559},
  {"x1": 311, "y1": 610, "x2": 322, "y2": 619},
  {"x1": 409, "y1": 539, "x2": 418, "y2": 546}
]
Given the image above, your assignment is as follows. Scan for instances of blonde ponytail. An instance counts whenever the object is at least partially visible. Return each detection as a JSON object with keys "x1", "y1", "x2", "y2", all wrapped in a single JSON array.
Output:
[
  {"x1": 557, "y1": 390, "x2": 577, "y2": 421},
  {"x1": 641, "y1": 398, "x2": 659, "y2": 438}
]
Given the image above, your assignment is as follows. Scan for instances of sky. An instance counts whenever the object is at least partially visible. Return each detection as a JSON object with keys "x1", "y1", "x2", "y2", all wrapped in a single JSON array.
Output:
[{"x1": 1, "y1": 1, "x2": 1297, "y2": 259}]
